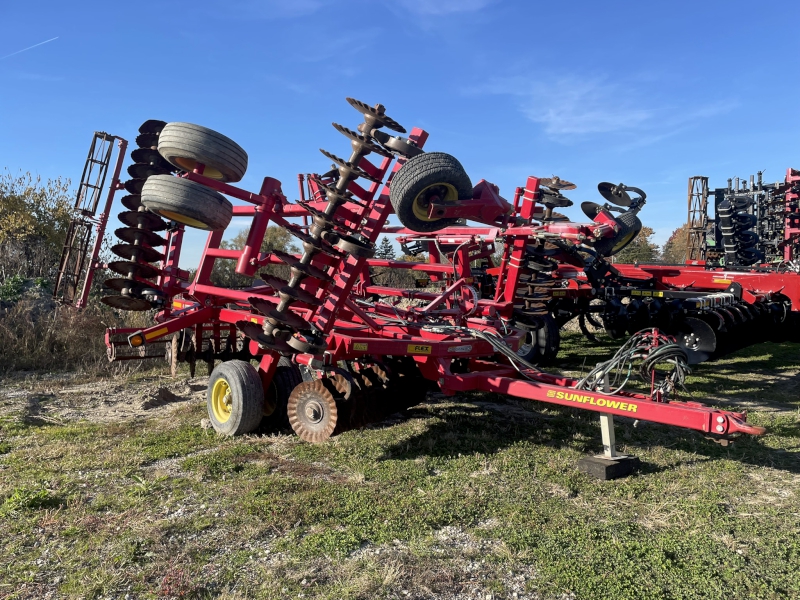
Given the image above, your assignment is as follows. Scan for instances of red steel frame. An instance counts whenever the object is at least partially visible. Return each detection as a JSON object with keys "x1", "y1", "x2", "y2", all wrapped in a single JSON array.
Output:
[{"x1": 105, "y1": 128, "x2": 767, "y2": 440}]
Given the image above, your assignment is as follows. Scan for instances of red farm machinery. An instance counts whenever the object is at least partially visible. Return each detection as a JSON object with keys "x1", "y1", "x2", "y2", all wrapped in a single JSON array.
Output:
[
  {"x1": 533, "y1": 169, "x2": 800, "y2": 365},
  {"x1": 71, "y1": 98, "x2": 777, "y2": 476}
]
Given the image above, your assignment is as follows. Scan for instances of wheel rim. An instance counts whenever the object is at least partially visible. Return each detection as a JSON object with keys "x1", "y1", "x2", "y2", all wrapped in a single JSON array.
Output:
[
  {"x1": 156, "y1": 210, "x2": 210, "y2": 230},
  {"x1": 517, "y1": 331, "x2": 534, "y2": 357},
  {"x1": 610, "y1": 229, "x2": 638, "y2": 254},
  {"x1": 171, "y1": 157, "x2": 224, "y2": 180},
  {"x1": 211, "y1": 378, "x2": 233, "y2": 423},
  {"x1": 412, "y1": 182, "x2": 458, "y2": 222}
]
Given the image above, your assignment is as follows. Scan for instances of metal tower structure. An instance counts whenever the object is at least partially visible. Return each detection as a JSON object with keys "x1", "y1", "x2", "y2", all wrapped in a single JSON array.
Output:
[
  {"x1": 53, "y1": 132, "x2": 127, "y2": 308},
  {"x1": 686, "y1": 176, "x2": 709, "y2": 261}
]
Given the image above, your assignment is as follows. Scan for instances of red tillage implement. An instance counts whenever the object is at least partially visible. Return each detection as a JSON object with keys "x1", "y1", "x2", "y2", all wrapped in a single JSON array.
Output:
[{"x1": 99, "y1": 99, "x2": 764, "y2": 451}]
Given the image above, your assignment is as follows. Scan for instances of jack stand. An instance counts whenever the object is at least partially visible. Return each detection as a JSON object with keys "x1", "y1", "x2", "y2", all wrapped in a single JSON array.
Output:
[{"x1": 577, "y1": 377, "x2": 640, "y2": 480}]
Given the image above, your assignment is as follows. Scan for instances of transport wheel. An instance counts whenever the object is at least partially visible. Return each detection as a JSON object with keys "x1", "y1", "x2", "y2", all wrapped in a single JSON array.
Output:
[
  {"x1": 207, "y1": 360, "x2": 264, "y2": 435},
  {"x1": 594, "y1": 209, "x2": 643, "y2": 257},
  {"x1": 262, "y1": 357, "x2": 304, "y2": 430},
  {"x1": 142, "y1": 175, "x2": 233, "y2": 231},
  {"x1": 516, "y1": 314, "x2": 561, "y2": 365},
  {"x1": 157, "y1": 122, "x2": 248, "y2": 182},
  {"x1": 390, "y1": 152, "x2": 473, "y2": 232},
  {"x1": 287, "y1": 380, "x2": 338, "y2": 443}
]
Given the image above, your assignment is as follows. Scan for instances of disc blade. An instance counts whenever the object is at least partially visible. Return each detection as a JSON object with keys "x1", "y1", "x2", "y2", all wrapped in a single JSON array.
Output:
[
  {"x1": 127, "y1": 163, "x2": 171, "y2": 180},
  {"x1": 130, "y1": 148, "x2": 174, "y2": 172},
  {"x1": 101, "y1": 295, "x2": 153, "y2": 311},
  {"x1": 108, "y1": 260, "x2": 159, "y2": 279},
  {"x1": 120, "y1": 195, "x2": 143, "y2": 211},
  {"x1": 135, "y1": 132, "x2": 159, "y2": 149},
  {"x1": 138, "y1": 119, "x2": 166, "y2": 135},
  {"x1": 123, "y1": 178, "x2": 146, "y2": 195},
  {"x1": 598, "y1": 182, "x2": 632, "y2": 207},
  {"x1": 103, "y1": 277, "x2": 156, "y2": 294},
  {"x1": 346, "y1": 97, "x2": 407, "y2": 133},
  {"x1": 117, "y1": 210, "x2": 167, "y2": 231},
  {"x1": 676, "y1": 317, "x2": 716, "y2": 364},
  {"x1": 114, "y1": 227, "x2": 166, "y2": 247},
  {"x1": 111, "y1": 243, "x2": 164, "y2": 263},
  {"x1": 538, "y1": 176, "x2": 576, "y2": 191},
  {"x1": 581, "y1": 201, "x2": 604, "y2": 220}
]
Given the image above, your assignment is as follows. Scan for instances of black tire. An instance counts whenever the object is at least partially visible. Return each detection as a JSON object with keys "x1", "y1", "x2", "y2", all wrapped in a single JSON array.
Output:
[
  {"x1": 262, "y1": 357, "x2": 304, "y2": 430},
  {"x1": 594, "y1": 210, "x2": 642, "y2": 257},
  {"x1": 142, "y1": 175, "x2": 232, "y2": 231},
  {"x1": 515, "y1": 314, "x2": 561, "y2": 365},
  {"x1": 389, "y1": 152, "x2": 473, "y2": 232},
  {"x1": 207, "y1": 360, "x2": 264, "y2": 435},
  {"x1": 157, "y1": 122, "x2": 248, "y2": 183}
]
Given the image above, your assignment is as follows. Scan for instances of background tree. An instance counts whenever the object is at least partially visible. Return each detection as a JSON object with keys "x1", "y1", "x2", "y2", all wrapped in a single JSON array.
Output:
[
  {"x1": 611, "y1": 226, "x2": 660, "y2": 264},
  {"x1": 210, "y1": 225, "x2": 299, "y2": 288},
  {"x1": 661, "y1": 223, "x2": 690, "y2": 264},
  {"x1": 0, "y1": 170, "x2": 73, "y2": 282},
  {"x1": 375, "y1": 236, "x2": 396, "y2": 260}
]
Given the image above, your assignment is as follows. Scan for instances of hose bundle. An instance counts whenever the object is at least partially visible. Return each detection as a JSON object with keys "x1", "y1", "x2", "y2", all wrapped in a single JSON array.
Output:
[{"x1": 575, "y1": 328, "x2": 690, "y2": 396}]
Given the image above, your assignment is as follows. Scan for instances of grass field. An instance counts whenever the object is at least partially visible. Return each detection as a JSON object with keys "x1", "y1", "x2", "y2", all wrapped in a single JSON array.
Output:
[{"x1": 0, "y1": 332, "x2": 798, "y2": 599}]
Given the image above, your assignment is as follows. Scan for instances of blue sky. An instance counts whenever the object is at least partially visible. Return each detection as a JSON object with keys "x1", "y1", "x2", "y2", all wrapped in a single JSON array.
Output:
[{"x1": 2, "y1": 0, "x2": 799, "y2": 268}]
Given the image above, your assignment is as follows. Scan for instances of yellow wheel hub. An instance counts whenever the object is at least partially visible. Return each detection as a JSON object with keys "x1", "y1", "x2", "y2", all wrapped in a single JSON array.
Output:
[
  {"x1": 411, "y1": 182, "x2": 458, "y2": 222},
  {"x1": 157, "y1": 210, "x2": 209, "y2": 230},
  {"x1": 211, "y1": 378, "x2": 233, "y2": 423},
  {"x1": 611, "y1": 228, "x2": 639, "y2": 255}
]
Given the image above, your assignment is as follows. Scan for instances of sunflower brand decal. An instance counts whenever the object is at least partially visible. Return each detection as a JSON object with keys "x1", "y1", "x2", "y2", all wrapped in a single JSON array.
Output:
[{"x1": 546, "y1": 390, "x2": 638, "y2": 412}]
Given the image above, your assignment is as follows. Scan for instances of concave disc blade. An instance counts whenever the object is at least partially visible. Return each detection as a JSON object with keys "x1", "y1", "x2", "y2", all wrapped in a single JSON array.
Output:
[
  {"x1": 108, "y1": 260, "x2": 159, "y2": 279},
  {"x1": 101, "y1": 295, "x2": 152, "y2": 311},
  {"x1": 103, "y1": 277, "x2": 155, "y2": 294},
  {"x1": 130, "y1": 148, "x2": 174, "y2": 171},
  {"x1": 123, "y1": 178, "x2": 146, "y2": 195},
  {"x1": 120, "y1": 195, "x2": 142, "y2": 211},
  {"x1": 676, "y1": 317, "x2": 716, "y2": 364},
  {"x1": 114, "y1": 226, "x2": 166, "y2": 247},
  {"x1": 581, "y1": 201, "x2": 604, "y2": 220},
  {"x1": 127, "y1": 163, "x2": 171, "y2": 179},
  {"x1": 135, "y1": 132, "x2": 159, "y2": 148},
  {"x1": 117, "y1": 210, "x2": 167, "y2": 231},
  {"x1": 138, "y1": 119, "x2": 167, "y2": 135},
  {"x1": 539, "y1": 176, "x2": 576, "y2": 191},
  {"x1": 111, "y1": 243, "x2": 164, "y2": 263},
  {"x1": 598, "y1": 182, "x2": 632, "y2": 207}
]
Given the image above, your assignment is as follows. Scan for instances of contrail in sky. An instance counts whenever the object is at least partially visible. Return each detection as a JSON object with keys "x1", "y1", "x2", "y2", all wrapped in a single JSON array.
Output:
[{"x1": 0, "y1": 37, "x2": 59, "y2": 61}]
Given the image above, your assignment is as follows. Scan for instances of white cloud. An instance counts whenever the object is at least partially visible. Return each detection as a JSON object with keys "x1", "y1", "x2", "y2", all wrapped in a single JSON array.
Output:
[
  {"x1": 469, "y1": 75, "x2": 736, "y2": 142},
  {"x1": 394, "y1": 0, "x2": 494, "y2": 16}
]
